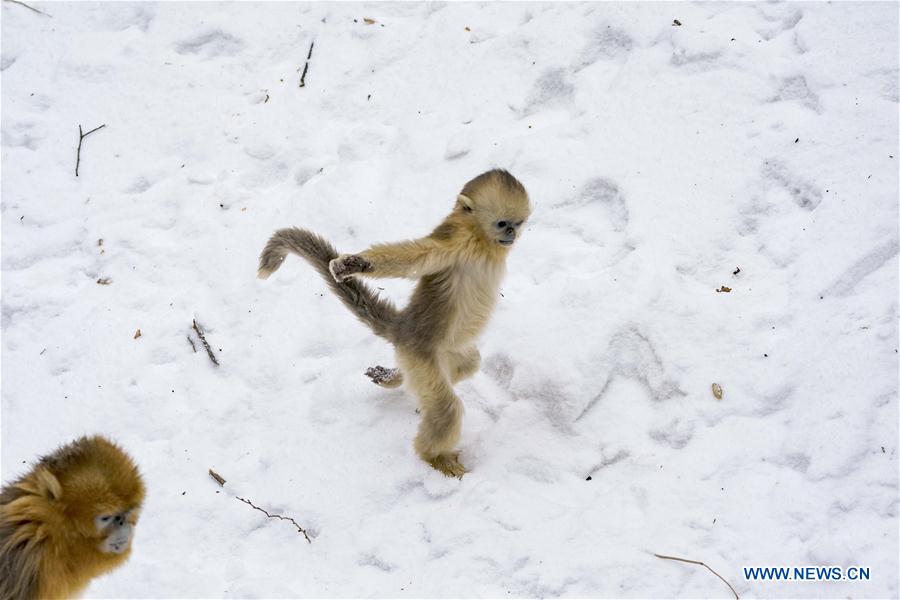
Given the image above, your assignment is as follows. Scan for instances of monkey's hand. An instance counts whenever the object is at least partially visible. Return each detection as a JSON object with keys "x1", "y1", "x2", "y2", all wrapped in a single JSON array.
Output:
[{"x1": 329, "y1": 254, "x2": 373, "y2": 282}]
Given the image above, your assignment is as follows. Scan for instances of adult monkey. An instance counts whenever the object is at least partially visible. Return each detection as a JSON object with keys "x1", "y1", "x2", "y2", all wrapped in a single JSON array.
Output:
[{"x1": 0, "y1": 435, "x2": 145, "y2": 600}]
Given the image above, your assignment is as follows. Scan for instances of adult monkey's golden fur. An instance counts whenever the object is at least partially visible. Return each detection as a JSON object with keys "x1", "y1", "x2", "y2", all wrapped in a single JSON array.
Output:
[
  {"x1": 258, "y1": 169, "x2": 531, "y2": 477},
  {"x1": 0, "y1": 435, "x2": 145, "y2": 600}
]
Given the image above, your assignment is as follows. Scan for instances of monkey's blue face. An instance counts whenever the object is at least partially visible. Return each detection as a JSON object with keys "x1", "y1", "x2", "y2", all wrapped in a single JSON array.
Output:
[
  {"x1": 95, "y1": 509, "x2": 137, "y2": 554},
  {"x1": 494, "y1": 219, "x2": 526, "y2": 246}
]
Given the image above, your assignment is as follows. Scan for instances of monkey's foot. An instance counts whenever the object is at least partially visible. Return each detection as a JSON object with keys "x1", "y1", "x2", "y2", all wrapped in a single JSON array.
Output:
[
  {"x1": 365, "y1": 365, "x2": 403, "y2": 388},
  {"x1": 428, "y1": 452, "x2": 467, "y2": 478}
]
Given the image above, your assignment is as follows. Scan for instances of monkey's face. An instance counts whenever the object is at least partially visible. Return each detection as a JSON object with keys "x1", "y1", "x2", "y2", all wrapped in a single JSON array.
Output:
[
  {"x1": 457, "y1": 169, "x2": 532, "y2": 248},
  {"x1": 491, "y1": 218, "x2": 527, "y2": 246},
  {"x1": 94, "y1": 509, "x2": 139, "y2": 554},
  {"x1": 468, "y1": 200, "x2": 531, "y2": 248}
]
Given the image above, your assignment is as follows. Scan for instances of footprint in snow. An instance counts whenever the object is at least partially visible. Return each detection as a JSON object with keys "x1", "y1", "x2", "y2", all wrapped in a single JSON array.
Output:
[{"x1": 175, "y1": 30, "x2": 244, "y2": 58}]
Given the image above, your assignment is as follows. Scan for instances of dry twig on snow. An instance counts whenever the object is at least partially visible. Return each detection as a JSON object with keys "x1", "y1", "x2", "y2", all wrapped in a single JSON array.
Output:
[
  {"x1": 236, "y1": 496, "x2": 312, "y2": 543},
  {"x1": 653, "y1": 553, "x2": 739, "y2": 599},
  {"x1": 208, "y1": 469, "x2": 226, "y2": 486},
  {"x1": 298, "y1": 41, "x2": 314, "y2": 88},
  {"x1": 75, "y1": 124, "x2": 106, "y2": 176},
  {"x1": 192, "y1": 319, "x2": 219, "y2": 366},
  {"x1": 3, "y1": 0, "x2": 50, "y2": 16}
]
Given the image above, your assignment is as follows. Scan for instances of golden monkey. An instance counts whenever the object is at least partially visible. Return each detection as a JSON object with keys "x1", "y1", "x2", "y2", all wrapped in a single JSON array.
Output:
[
  {"x1": 258, "y1": 169, "x2": 531, "y2": 477},
  {"x1": 0, "y1": 435, "x2": 145, "y2": 600}
]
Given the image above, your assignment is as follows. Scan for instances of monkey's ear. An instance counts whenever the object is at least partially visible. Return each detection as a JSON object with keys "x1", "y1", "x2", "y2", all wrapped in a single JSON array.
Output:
[
  {"x1": 456, "y1": 194, "x2": 474, "y2": 213},
  {"x1": 14, "y1": 468, "x2": 62, "y2": 500},
  {"x1": 34, "y1": 468, "x2": 63, "y2": 501}
]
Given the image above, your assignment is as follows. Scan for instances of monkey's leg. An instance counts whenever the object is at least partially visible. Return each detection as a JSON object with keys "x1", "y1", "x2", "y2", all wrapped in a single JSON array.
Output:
[
  {"x1": 443, "y1": 345, "x2": 481, "y2": 384},
  {"x1": 398, "y1": 352, "x2": 467, "y2": 478},
  {"x1": 365, "y1": 365, "x2": 403, "y2": 388}
]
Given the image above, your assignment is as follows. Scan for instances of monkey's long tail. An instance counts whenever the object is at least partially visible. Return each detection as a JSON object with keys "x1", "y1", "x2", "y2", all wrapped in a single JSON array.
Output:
[{"x1": 258, "y1": 227, "x2": 399, "y2": 342}]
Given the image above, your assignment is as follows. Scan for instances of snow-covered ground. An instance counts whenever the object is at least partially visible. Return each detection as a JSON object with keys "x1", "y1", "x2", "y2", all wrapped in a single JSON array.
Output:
[{"x1": 2, "y1": 2, "x2": 898, "y2": 598}]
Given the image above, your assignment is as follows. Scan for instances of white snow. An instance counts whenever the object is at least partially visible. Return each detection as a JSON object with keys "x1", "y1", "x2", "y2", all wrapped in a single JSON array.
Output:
[{"x1": 2, "y1": 2, "x2": 897, "y2": 598}]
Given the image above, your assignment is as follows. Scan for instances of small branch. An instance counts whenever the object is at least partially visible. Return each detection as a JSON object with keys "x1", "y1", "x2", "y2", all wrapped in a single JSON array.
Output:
[
  {"x1": 236, "y1": 496, "x2": 312, "y2": 543},
  {"x1": 653, "y1": 553, "x2": 739, "y2": 600},
  {"x1": 187, "y1": 335, "x2": 197, "y2": 353},
  {"x1": 298, "y1": 41, "x2": 314, "y2": 88},
  {"x1": 75, "y1": 123, "x2": 106, "y2": 177},
  {"x1": 3, "y1": 0, "x2": 51, "y2": 16},
  {"x1": 191, "y1": 319, "x2": 219, "y2": 366},
  {"x1": 208, "y1": 469, "x2": 226, "y2": 486}
]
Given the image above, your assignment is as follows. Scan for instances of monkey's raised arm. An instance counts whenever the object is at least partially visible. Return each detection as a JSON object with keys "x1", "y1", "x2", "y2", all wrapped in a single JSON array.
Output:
[{"x1": 330, "y1": 235, "x2": 456, "y2": 281}]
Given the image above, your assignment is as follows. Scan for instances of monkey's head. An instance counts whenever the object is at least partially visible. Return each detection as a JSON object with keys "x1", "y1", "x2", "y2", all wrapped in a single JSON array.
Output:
[
  {"x1": 456, "y1": 169, "x2": 532, "y2": 248},
  {"x1": 33, "y1": 436, "x2": 145, "y2": 559}
]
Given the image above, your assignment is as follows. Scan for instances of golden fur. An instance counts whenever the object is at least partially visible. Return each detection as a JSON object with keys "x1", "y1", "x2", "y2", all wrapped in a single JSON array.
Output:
[
  {"x1": 0, "y1": 435, "x2": 145, "y2": 600},
  {"x1": 258, "y1": 169, "x2": 531, "y2": 476}
]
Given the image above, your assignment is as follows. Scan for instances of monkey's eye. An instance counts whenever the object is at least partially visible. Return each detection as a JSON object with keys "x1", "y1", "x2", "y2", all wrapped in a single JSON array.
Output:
[
  {"x1": 515, "y1": 220, "x2": 524, "y2": 227},
  {"x1": 99, "y1": 515, "x2": 112, "y2": 523},
  {"x1": 496, "y1": 221, "x2": 508, "y2": 229}
]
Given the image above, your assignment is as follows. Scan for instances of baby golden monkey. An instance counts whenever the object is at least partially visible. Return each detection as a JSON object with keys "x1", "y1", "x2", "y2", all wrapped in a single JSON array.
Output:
[
  {"x1": 258, "y1": 169, "x2": 531, "y2": 477},
  {"x1": 0, "y1": 435, "x2": 145, "y2": 600}
]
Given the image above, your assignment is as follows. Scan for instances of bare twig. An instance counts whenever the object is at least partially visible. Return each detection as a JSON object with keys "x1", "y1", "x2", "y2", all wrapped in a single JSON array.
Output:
[
  {"x1": 191, "y1": 319, "x2": 219, "y2": 366},
  {"x1": 3, "y1": 0, "x2": 51, "y2": 16},
  {"x1": 208, "y1": 469, "x2": 226, "y2": 486},
  {"x1": 298, "y1": 41, "x2": 314, "y2": 88},
  {"x1": 187, "y1": 335, "x2": 197, "y2": 353},
  {"x1": 75, "y1": 124, "x2": 106, "y2": 177},
  {"x1": 653, "y1": 553, "x2": 739, "y2": 600},
  {"x1": 236, "y1": 496, "x2": 312, "y2": 543}
]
